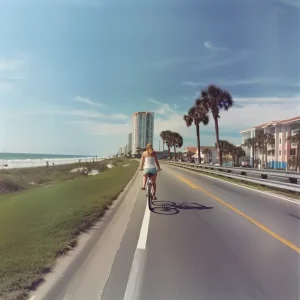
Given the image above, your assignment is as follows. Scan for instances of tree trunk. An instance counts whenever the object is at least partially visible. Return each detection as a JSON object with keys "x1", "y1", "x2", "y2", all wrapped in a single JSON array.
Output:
[
  {"x1": 252, "y1": 145, "x2": 255, "y2": 169},
  {"x1": 162, "y1": 140, "x2": 165, "y2": 152},
  {"x1": 214, "y1": 117, "x2": 222, "y2": 165},
  {"x1": 265, "y1": 147, "x2": 268, "y2": 169},
  {"x1": 168, "y1": 145, "x2": 171, "y2": 160},
  {"x1": 196, "y1": 123, "x2": 201, "y2": 164},
  {"x1": 296, "y1": 143, "x2": 300, "y2": 171},
  {"x1": 174, "y1": 145, "x2": 177, "y2": 161}
]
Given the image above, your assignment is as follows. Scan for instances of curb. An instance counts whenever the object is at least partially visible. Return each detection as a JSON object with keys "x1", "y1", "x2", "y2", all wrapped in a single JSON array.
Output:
[{"x1": 31, "y1": 167, "x2": 140, "y2": 300}]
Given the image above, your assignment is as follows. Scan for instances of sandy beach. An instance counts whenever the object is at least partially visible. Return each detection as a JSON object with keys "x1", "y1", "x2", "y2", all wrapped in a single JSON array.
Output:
[{"x1": 0, "y1": 156, "x2": 107, "y2": 170}]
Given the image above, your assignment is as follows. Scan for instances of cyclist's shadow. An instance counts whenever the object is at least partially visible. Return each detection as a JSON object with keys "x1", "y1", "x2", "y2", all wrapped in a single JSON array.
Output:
[{"x1": 150, "y1": 201, "x2": 213, "y2": 215}]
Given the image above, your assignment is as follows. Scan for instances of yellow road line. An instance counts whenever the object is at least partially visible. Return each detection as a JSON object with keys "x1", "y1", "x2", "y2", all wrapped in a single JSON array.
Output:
[{"x1": 175, "y1": 174, "x2": 300, "y2": 254}]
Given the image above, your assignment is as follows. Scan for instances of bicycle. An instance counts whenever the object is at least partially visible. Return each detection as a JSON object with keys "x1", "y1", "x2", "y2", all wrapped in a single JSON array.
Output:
[
  {"x1": 140, "y1": 168, "x2": 161, "y2": 211},
  {"x1": 146, "y1": 173, "x2": 155, "y2": 211}
]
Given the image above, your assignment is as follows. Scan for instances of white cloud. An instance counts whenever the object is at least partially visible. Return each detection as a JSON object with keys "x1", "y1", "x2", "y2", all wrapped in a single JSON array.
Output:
[
  {"x1": 74, "y1": 96, "x2": 105, "y2": 107},
  {"x1": 275, "y1": 0, "x2": 300, "y2": 8},
  {"x1": 182, "y1": 76, "x2": 295, "y2": 88},
  {"x1": 19, "y1": 106, "x2": 128, "y2": 121},
  {"x1": 0, "y1": 82, "x2": 13, "y2": 92},
  {"x1": 0, "y1": 59, "x2": 23, "y2": 72},
  {"x1": 182, "y1": 81, "x2": 200, "y2": 87},
  {"x1": 149, "y1": 95, "x2": 300, "y2": 148},
  {"x1": 68, "y1": 120, "x2": 131, "y2": 136},
  {"x1": 57, "y1": 109, "x2": 128, "y2": 120},
  {"x1": 0, "y1": 57, "x2": 26, "y2": 93},
  {"x1": 204, "y1": 41, "x2": 228, "y2": 52},
  {"x1": 152, "y1": 56, "x2": 208, "y2": 70},
  {"x1": 194, "y1": 50, "x2": 248, "y2": 71}
]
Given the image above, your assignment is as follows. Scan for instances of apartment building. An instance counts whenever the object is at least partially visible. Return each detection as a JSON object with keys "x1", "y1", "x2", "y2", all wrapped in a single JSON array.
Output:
[
  {"x1": 183, "y1": 146, "x2": 217, "y2": 163},
  {"x1": 128, "y1": 132, "x2": 132, "y2": 154},
  {"x1": 239, "y1": 116, "x2": 300, "y2": 169},
  {"x1": 132, "y1": 112, "x2": 154, "y2": 154}
]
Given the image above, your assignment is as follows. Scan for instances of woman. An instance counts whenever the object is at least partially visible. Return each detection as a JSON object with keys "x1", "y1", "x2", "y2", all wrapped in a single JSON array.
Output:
[{"x1": 140, "y1": 143, "x2": 161, "y2": 200}]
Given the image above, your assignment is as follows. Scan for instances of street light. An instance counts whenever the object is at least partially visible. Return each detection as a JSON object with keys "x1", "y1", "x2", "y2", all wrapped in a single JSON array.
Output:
[{"x1": 153, "y1": 138, "x2": 161, "y2": 152}]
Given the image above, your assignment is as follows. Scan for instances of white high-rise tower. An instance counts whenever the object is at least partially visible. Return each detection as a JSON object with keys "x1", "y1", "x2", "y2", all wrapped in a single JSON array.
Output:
[{"x1": 132, "y1": 112, "x2": 154, "y2": 154}]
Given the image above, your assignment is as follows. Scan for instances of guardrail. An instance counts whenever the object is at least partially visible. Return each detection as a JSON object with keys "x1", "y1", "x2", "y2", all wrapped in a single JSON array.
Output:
[{"x1": 164, "y1": 161, "x2": 300, "y2": 193}]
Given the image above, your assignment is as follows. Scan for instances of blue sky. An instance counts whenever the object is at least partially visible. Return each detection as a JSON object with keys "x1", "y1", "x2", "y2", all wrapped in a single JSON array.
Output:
[{"x1": 0, "y1": 0, "x2": 299, "y2": 156}]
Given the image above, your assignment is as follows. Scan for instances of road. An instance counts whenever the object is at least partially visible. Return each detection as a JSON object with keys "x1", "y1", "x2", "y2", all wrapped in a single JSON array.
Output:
[{"x1": 34, "y1": 163, "x2": 300, "y2": 300}]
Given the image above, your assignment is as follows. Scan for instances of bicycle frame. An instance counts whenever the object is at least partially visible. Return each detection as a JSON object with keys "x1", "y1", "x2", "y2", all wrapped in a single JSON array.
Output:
[{"x1": 146, "y1": 175, "x2": 154, "y2": 210}]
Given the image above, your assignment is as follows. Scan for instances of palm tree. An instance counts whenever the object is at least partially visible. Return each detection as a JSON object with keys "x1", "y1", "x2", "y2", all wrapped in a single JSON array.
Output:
[
  {"x1": 171, "y1": 132, "x2": 183, "y2": 160},
  {"x1": 160, "y1": 130, "x2": 167, "y2": 152},
  {"x1": 230, "y1": 146, "x2": 246, "y2": 166},
  {"x1": 163, "y1": 130, "x2": 173, "y2": 159},
  {"x1": 202, "y1": 148, "x2": 212, "y2": 163},
  {"x1": 243, "y1": 137, "x2": 259, "y2": 168},
  {"x1": 256, "y1": 133, "x2": 275, "y2": 168},
  {"x1": 183, "y1": 102, "x2": 209, "y2": 164},
  {"x1": 288, "y1": 156, "x2": 296, "y2": 170},
  {"x1": 200, "y1": 84, "x2": 234, "y2": 166},
  {"x1": 287, "y1": 132, "x2": 300, "y2": 171},
  {"x1": 216, "y1": 140, "x2": 232, "y2": 163}
]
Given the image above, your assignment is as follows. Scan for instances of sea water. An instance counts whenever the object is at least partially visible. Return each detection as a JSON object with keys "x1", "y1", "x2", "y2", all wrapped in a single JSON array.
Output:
[{"x1": 0, "y1": 152, "x2": 104, "y2": 169}]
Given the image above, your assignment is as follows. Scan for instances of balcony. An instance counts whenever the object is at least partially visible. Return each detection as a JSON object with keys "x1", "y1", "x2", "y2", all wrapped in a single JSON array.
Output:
[{"x1": 292, "y1": 128, "x2": 300, "y2": 135}]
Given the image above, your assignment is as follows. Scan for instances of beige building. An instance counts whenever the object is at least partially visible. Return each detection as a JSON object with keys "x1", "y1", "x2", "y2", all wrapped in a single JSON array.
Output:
[
  {"x1": 183, "y1": 146, "x2": 217, "y2": 163},
  {"x1": 240, "y1": 116, "x2": 300, "y2": 169}
]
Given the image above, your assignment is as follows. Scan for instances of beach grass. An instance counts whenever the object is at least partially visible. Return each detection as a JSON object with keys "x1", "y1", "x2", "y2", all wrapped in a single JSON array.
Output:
[
  {"x1": 0, "y1": 157, "x2": 125, "y2": 194},
  {"x1": 0, "y1": 158, "x2": 138, "y2": 300}
]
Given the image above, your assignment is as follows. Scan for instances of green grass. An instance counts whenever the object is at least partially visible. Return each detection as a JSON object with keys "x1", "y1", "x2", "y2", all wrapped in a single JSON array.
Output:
[
  {"x1": 0, "y1": 159, "x2": 138, "y2": 300},
  {"x1": 166, "y1": 163, "x2": 300, "y2": 200},
  {"x1": 0, "y1": 158, "x2": 126, "y2": 194}
]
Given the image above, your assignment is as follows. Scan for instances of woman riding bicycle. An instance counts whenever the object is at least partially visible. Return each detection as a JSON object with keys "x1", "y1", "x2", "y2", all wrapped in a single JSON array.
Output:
[{"x1": 140, "y1": 143, "x2": 161, "y2": 200}]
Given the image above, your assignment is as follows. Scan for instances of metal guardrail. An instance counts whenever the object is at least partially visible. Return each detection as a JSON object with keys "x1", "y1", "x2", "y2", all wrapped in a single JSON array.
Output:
[
  {"x1": 164, "y1": 162, "x2": 300, "y2": 193},
  {"x1": 165, "y1": 162, "x2": 300, "y2": 183}
]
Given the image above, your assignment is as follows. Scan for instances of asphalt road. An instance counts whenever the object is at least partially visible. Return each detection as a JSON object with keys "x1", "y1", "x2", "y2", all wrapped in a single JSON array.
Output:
[{"x1": 35, "y1": 163, "x2": 300, "y2": 300}]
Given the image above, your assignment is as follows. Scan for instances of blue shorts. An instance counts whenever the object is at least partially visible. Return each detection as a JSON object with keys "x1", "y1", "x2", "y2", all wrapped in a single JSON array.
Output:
[{"x1": 143, "y1": 168, "x2": 157, "y2": 176}]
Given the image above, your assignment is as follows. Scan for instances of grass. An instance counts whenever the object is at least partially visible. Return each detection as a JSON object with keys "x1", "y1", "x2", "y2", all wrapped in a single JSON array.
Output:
[
  {"x1": 166, "y1": 162, "x2": 300, "y2": 200},
  {"x1": 0, "y1": 158, "x2": 138, "y2": 300},
  {"x1": 0, "y1": 158, "x2": 126, "y2": 194}
]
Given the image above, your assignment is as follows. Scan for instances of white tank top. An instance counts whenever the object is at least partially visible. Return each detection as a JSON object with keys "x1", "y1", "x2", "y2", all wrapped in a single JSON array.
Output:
[{"x1": 144, "y1": 156, "x2": 156, "y2": 169}]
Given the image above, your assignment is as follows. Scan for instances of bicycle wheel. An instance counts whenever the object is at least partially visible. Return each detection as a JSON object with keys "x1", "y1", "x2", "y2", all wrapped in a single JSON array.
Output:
[{"x1": 147, "y1": 182, "x2": 153, "y2": 211}]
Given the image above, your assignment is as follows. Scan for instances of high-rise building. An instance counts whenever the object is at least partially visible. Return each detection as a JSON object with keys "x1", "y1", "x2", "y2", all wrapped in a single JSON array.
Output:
[
  {"x1": 118, "y1": 146, "x2": 122, "y2": 156},
  {"x1": 128, "y1": 132, "x2": 132, "y2": 154},
  {"x1": 132, "y1": 112, "x2": 154, "y2": 154}
]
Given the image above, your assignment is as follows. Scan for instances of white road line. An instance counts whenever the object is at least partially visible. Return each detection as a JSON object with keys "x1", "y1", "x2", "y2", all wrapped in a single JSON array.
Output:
[
  {"x1": 123, "y1": 201, "x2": 151, "y2": 300},
  {"x1": 137, "y1": 204, "x2": 151, "y2": 249},
  {"x1": 170, "y1": 165, "x2": 300, "y2": 206}
]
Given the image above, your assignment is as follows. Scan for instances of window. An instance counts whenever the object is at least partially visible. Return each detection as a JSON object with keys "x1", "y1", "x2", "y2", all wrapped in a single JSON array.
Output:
[
  {"x1": 279, "y1": 151, "x2": 281, "y2": 156},
  {"x1": 290, "y1": 149, "x2": 296, "y2": 156},
  {"x1": 285, "y1": 150, "x2": 286, "y2": 155},
  {"x1": 279, "y1": 139, "x2": 281, "y2": 144}
]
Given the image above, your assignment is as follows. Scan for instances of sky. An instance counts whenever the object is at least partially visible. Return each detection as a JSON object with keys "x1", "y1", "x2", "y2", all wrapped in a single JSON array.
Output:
[{"x1": 0, "y1": 0, "x2": 299, "y2": 156}]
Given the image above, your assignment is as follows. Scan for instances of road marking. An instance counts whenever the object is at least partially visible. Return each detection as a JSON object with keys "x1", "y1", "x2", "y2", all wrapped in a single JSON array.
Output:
[
  {"x1": 172, "y1": 165, "x2": 300, "y2": 205},
  {"x1": 137, "y1": 202, "x2": 151, "y2": 249},
  {"x1": 175, "y1": 174, "x2": 300, "y2": 254},
  {"x1": 123, "y1": 199, "x2": 151, "y2": 299}
]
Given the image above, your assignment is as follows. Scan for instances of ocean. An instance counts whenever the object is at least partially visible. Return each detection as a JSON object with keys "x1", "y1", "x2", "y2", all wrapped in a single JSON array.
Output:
[{"x1": 0, "y1": 152, "x2": 103, "y2": 169}]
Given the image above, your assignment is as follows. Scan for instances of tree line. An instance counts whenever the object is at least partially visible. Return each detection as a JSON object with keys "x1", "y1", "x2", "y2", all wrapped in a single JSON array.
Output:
[
  {"x1": 160, "y1": 84, "x2": 235, "y2": 164},
  {"x1": 158, "y1": 83, "x2": 300, "y2": 170},
  {"x1": 135, "y1": 131, "x2": 184, "y2": 159}
]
